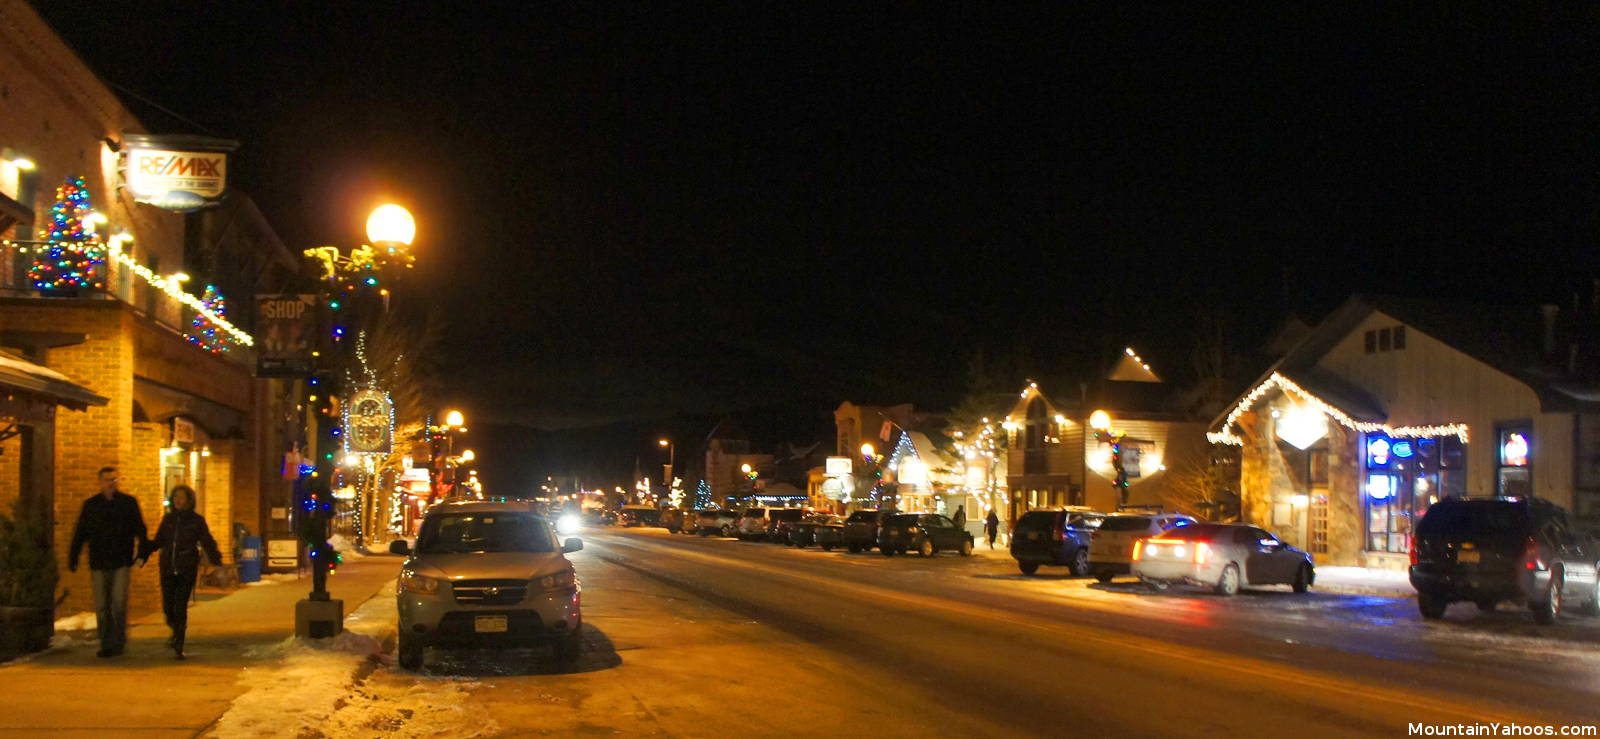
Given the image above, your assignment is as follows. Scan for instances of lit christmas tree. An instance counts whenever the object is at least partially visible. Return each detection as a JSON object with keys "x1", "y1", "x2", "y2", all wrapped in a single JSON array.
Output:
[
  {"x1": 29, "y1": 176, "x2": 105, "y2": 291},
  {"x1": 694, "y1": 479, "x2": 712, "y2": 509},
  {"x1": 185, "y1": 285, "x2": 234, "y2": 353}
]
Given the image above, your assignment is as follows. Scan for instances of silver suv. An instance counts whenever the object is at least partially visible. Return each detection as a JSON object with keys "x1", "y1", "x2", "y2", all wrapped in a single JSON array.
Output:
[{"x1": 390, "y1": 500, "x2": 584, "y2": 670}]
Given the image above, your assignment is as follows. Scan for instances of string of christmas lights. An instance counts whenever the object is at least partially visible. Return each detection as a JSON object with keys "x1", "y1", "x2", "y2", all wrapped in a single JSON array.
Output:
[{"x1": 1207, "y1": 372, "x2": 1470, "y2": 446}]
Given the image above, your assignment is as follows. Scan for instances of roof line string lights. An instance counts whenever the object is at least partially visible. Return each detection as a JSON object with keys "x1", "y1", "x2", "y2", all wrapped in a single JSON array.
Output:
[
  {"x1": 105, "y1": 237, "x2": 256, "y2": 346},
  {"x1": 1124, "y1": 346, "x2": 1153, "y2": 372},
  {"x1": 1207, "y1": 372, "x2": 1469, "y2": 446}
]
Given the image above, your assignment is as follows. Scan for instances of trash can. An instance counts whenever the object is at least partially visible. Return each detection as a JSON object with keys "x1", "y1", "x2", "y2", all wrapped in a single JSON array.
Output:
[{"x1": 238, "y1": 535, "x2": 263, "y2": 584}]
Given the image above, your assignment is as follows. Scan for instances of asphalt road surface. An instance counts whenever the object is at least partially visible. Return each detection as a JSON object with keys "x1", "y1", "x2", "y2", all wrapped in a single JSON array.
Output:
[{"x1": 351, "y1": 527, "x2": 1600, "y2": 737}]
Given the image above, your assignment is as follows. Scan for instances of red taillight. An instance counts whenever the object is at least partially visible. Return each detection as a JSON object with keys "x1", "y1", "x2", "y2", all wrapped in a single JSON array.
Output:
[
  {"x1": 1194, "y1": 541, "x2": 1211, "y2": 565},
  {"x1": 1052, "y1": 527, "x2": 1064, "y2": 542},
  {"x1": 1523, "y1": 537, "x2": 1542, "y2": 570},
  {"x1": 1409, "y1": 533, "x2": 1419, "y2": 566},
  {"x1": 1132, "y1": 539, "x2": 1145, "y2": 561}
]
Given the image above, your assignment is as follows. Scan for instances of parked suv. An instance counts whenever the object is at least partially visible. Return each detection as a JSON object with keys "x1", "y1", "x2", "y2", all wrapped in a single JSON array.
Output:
[
  {"x1": 1410, "y1": 497, "x2": 1599, "y2": 623},
  {"x1": 391, "y1": 500, "x2": 584, "y2": 670},
  {"x1": 695, "y1": 510, "x2": 740, "y2": 537},
  {"x1": 735, "y1": 508, "x2": 775, "y2": 540},
  {"x1": 1011, "y1": 507, "x2": 1105, "y2": 576},
  {"x1": 1088, "y1": 512, "x2": 1196, "y2": 583},
  {"x1": 876, "y1": 513, "x2": 975, "y2": 557},
  {"x1": 842, "y1": 509, "x2": 895, "y2": 552}
]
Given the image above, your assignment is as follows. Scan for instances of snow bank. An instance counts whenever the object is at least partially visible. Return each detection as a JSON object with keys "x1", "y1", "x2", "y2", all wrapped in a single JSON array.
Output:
[
  {"x1": 209, "y1": 583, "x2": 396, "y2": 739},
  {"x1": 1313, "y1": 565, "x2": 1413, "y2": 597},
  {"x1": 53, "y1": 611, "x2": 97, "y2": 631},
  {"x1": 327, "y1": 534, "x2": 366, "y2": 560},
  {"x1": 243, "y1": 573, "x2": 302, "y2": 587}
]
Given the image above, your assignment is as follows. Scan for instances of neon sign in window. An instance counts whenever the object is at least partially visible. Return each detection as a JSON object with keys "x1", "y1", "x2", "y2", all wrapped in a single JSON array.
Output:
[
  {"x1": 1367, "y1": 437, "x2": 1392, "y2": 467},
  {"x1": 1500, "y1": 432, "x2": 1529, "y2": 467}
]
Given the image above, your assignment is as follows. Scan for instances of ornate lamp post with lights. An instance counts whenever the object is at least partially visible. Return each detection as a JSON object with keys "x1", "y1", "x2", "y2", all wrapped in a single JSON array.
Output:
[
  {"x1": 658, "y1": 438, "x2": 676, "y2": 505},
  {"x1": 1090, "y1": 410, "x2": 1131, "y2": 508}
]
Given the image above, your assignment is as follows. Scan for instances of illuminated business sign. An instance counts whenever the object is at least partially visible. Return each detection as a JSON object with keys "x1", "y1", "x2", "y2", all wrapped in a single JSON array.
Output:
[
  {"x1": 825, "y1": 456, "x2": 853, "y2": 476},
  {"x1": 122, "y1": 134, "x2": 238, "y2": 212},
  {"x1": 343, "y1": 388, "x2": 394, "y2": 455}
]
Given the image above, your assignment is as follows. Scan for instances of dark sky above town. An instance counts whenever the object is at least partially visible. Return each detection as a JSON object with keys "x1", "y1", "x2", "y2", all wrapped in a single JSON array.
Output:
[{"x1": 36, "y1": 3, "x2": 1600, "y2": 429}]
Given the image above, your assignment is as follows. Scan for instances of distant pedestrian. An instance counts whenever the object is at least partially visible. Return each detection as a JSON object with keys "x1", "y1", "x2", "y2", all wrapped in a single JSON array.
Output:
[
  {"x1": 69, "y1": 467, "x2": 147, "y2": 658},
  {"x1": 952, "y1": 505, "x2": 967, "y2": 529},
  {"x1": 140, "y1": 485, "x2": 222, "y2": 660},
  {"x1": 984, "y1": 509, "x2": 1000, "y2": 549}
]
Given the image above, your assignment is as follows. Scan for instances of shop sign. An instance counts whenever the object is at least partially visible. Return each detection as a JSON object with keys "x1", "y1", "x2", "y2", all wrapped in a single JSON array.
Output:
[
  {"x1": 255, "y1": 294, "x2": 318, "y2": 376},
  {"x1": 122, "y1": 134, "x2": 238, "y2": 212},
  {"x1": 825, "y1": 456, "x2": 853, "y2": 476},
  {"x1": 343, "y1": 388, "x2": 393, "y2": 455},
  {"x1": 172, "y1": 417, "x2": 195, "y2": 444}
]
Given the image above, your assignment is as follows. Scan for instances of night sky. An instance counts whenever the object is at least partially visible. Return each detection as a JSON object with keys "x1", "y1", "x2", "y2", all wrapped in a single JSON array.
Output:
[{"x1": 35, "y1": 3, "x2": 1600, "y2": 432}]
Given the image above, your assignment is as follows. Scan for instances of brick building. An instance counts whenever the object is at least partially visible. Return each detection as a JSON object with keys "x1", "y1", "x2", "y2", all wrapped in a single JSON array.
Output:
[{"x1": 1, "y1": 1, "x2": 300, "y2": 617}]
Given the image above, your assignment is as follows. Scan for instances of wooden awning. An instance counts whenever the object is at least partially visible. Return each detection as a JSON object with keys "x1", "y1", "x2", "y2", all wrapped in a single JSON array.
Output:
[
  {"x1": 0, "y1": 350, "x2": 107, "y2": 412},
  {"x1": 0, "y1": 191, "x2": 29, "y2": 237}
]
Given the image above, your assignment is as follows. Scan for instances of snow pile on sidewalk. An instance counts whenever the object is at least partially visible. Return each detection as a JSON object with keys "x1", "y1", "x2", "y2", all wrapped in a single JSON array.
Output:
[
  {"x1": 318, "y1": 674, "x2": 496, "y2": 738},
  {"x1": 328, "y1": 534, "x2": 366, "y2": 560},
  {"x1": 243, "y1": 572, "x2": 302, "y2": 587},
  {"x1": 209, "y1": 585, "x2": 395, "y2": 739},
  {"x1": 53, "y1": 611, "x2": 97, "y2": 631},
  {"x1": 1313, "y1": 566, "x2": 1413, "y2": 597}
]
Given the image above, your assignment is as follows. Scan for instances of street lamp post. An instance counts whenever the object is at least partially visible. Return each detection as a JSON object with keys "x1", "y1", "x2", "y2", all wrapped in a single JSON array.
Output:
[
  {"x1": 1090, "y1": 410, "x2": 1130, "y2": 508},
  {"x1": 657, "y1": 438, "x2": 675, "y2": 505}
]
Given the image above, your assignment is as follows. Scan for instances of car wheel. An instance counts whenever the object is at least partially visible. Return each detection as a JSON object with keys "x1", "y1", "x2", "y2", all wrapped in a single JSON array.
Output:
[
  {"x1": 1474, "y1": 597, "x2": 1499, "y2": 612},
  {"x1": 822, "y1": 544, "x2": 834, "y2": 552},
  {"x1": 1214, "y1": 564, "x2": 1241, "y2": 596},
  {"x1": 1094, "y1": 572, "x2": 1113, "y2": 584},
  {"x1": 397, "y1": 634, "x2": 424, "y2": 671},
  {"x1": 1417, "y1": 591, "x2": 1448, "y2": 619},
  {"x1": 1071, "y1": 549, "x2": 1090, "y2": 576},
  {"x1": 722, "y1": 526, "x2": 734, "y2": 538},
  {"x1": 1532, "y1": 568, "x2": 1564, "y2": 625},
  {"x1": 881, "y1": 546, "x2": 895, "y2": 557},
  {"x1": 1292, "y1": 564, "x2": 1312, "y2": 593},
  {"x1": 959, "y1": 540, "x2": 973, "y2": 557},
  {"x1": 699, "y1": 530, "x2": 711, "y2": 537},
  {"x1": 848, "y1": 544, "x2": 861, "y2": 553},
  {"x1": 918, "y1": 540, "x2": 935, "y2": 557},
  {"x1": 1018, "y1": 561, "x2": 1040, "y2": 576}
]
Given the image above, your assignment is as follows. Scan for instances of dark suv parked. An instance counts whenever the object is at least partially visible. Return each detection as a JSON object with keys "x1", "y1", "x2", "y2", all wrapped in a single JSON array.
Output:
[
  {"x1": 876, "y1": 513, "x2": 975, "y2": 557},
  {"x1": 1410, "y1": 497, "x2": 1599, "y2": 623},
  {"x1": 842, "y1": 509, "x2": 895, "y2": 553},
  {"x1": 1011, "y1": 507, "x2": 1105, "y2": 576}
]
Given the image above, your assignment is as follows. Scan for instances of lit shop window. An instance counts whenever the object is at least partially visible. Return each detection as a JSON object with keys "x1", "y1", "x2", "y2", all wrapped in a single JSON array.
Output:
[
  {"x1": 1497, "y1": 426, "x2": 1532, "y2": 498},
  {"x1": 1364, "y1": 432, "x2": 1463, "y2": 554}
]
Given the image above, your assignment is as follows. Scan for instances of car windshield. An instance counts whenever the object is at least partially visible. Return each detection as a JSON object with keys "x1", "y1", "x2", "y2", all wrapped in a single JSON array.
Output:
[
  {"x1": 1067, "y1": 515, "x2": 1103, "y2": 529},
  {"x1": 1417, "y1": 500, "x2": 1528, "y2": 537},
  {"x1": 1099, "y1": 516, "x2": 1153, "y2": 532},
  {"x1": 846, "y1": 511, "x2": 881, "y2": 523},
  {"x1": 1015, "y1": 511, "x2": 1058, "y2": 532},
  {"x1": 419, "y1": 513, "x2": 557, "y2": 554},
  {"x1": 743, "y1": 508, "x2": 767, "y2": 518},
  {"x1": 771, "y1": 509, "x2": 804, "y2": 522},
  {"x1": 885, "y1": 514, "x2": 919, "y2": 526},
  {"x1": 1152, "y1": 523, "x2": 1230, "y2": 541}
]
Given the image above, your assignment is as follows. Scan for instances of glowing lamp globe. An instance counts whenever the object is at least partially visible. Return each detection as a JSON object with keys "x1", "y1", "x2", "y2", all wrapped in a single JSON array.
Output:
[
  {"x1": 459, "y1": 449, "x2": 476, "y2": 463},
  {"x1": 366, "y1": 204, "x2": 416, "y2": 246},
  {"x1": 443, "y1": 409, "x2": 465, "y2": 428},
  {"x1": 1089, "y1": 410, "x2": 1113, "y2": 431}
]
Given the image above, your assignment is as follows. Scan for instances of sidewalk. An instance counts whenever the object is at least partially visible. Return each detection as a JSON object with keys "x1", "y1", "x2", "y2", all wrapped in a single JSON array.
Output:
[{"x1": 0, "y1": 554, "x2": 401, "y2": 738}]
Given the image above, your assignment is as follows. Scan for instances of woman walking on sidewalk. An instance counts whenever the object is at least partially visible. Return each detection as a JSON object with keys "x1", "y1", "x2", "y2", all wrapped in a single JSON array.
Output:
[{"x1": 139, "y1": 485, "x2": 223, "y2": 659}]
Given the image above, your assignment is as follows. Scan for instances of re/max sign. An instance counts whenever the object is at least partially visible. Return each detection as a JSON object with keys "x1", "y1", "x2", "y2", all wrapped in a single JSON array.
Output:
[{"x1": 136, "y1": 153, "x2": 223, "y2": 178}]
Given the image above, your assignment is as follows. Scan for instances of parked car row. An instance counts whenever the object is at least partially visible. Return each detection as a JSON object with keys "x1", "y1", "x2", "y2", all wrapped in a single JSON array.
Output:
[{"x1": 669, "y1": 507, "x2": 978, "y2": 557}]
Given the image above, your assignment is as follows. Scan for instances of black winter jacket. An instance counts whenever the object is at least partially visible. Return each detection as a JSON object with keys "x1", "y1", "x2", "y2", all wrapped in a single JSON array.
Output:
[
  {"x1": 141, "y1": 509, "x2": 224, "y2": 576},
  {"x1": 69, "y1": 492, "x2": 148, "y2": 571}
]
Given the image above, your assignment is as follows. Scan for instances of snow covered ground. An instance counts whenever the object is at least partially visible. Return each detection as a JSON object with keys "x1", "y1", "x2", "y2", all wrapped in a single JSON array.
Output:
[{"x1": 52, "y1": 611, "x2": 97, "y2": 631}]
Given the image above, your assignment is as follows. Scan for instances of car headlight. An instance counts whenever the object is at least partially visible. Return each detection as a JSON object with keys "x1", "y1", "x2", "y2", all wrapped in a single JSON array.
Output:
[
  {"x1": 557, "y1": 514, "x2": 582, "y2": 535},
  {"x1": 538, "y1": 570, "x2": 578, "y2": 591},
  {"x1": 399, "y1": 569, "x2": 440, "y2": 595}
]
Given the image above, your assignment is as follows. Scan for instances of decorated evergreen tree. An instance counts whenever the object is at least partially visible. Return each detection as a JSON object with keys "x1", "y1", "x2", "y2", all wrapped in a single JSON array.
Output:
[
  {"x1": 29, "y1": 176, "x2": 105, "y2": 291},
  {"x1": 185, "y1": 285, "x2": 234, "y2": 353},
  {"x1": 694, "y1": 479, "x2": 712, "y2": 509}
]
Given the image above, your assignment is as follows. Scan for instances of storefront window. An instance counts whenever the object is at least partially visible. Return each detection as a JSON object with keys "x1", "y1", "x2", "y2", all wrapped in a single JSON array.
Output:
[
  {"x1": 1497, "y1": 425, "x2": 1532, "y2": 497},
  {"x1": 1365, "y1": 433, "x2": 1463, "y2": 553}
]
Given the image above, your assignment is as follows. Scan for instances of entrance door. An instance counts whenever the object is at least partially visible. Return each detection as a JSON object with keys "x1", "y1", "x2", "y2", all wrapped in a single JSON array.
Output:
[{"x1": 1309, "y1": 490, "x2": 1329, "y2": 555}]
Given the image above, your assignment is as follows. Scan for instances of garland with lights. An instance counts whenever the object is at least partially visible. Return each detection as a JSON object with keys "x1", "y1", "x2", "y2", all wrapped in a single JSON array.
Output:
[
  {"x1": 1207, "y1": 372, "x2": 1470, "y2": 446},
  {"x1": 1093, "y1": 427, "x2": 1130, "y2": 505},
  {"x1": 29, "y1": 176, "x2": 105, "y2": 290},
  {"x1": 185, "y1": 285, "x2": 234, "y2": 353}
]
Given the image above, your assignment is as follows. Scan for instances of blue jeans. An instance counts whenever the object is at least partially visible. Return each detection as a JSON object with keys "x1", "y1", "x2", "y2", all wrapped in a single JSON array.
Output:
[{"x1": 91, "y1": 566, "x2": 130, "y2": 651}]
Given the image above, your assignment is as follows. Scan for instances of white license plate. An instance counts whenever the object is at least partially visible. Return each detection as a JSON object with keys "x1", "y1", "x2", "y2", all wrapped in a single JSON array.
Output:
[
  {"x1": 474, "y1": 615, "x2": 508, "y2": 633},
  {"x1": 1457, "y1": 551, "x2": 1480, "y2": 564}
]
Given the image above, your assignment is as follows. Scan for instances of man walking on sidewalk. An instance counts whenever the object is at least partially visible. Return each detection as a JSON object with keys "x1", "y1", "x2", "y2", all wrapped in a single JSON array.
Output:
[{"x1": 69, "y1": 467, "x2": 147, "y2": 658}]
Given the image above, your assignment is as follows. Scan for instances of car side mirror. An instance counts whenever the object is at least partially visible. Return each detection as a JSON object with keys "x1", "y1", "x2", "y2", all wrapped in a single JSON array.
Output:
[
  {"x1": 562, "y1": 537, "x2": 584, "y2": 553},
  {"x1": 389, "y1": 540, "x2": 410, "y2": 556}
]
